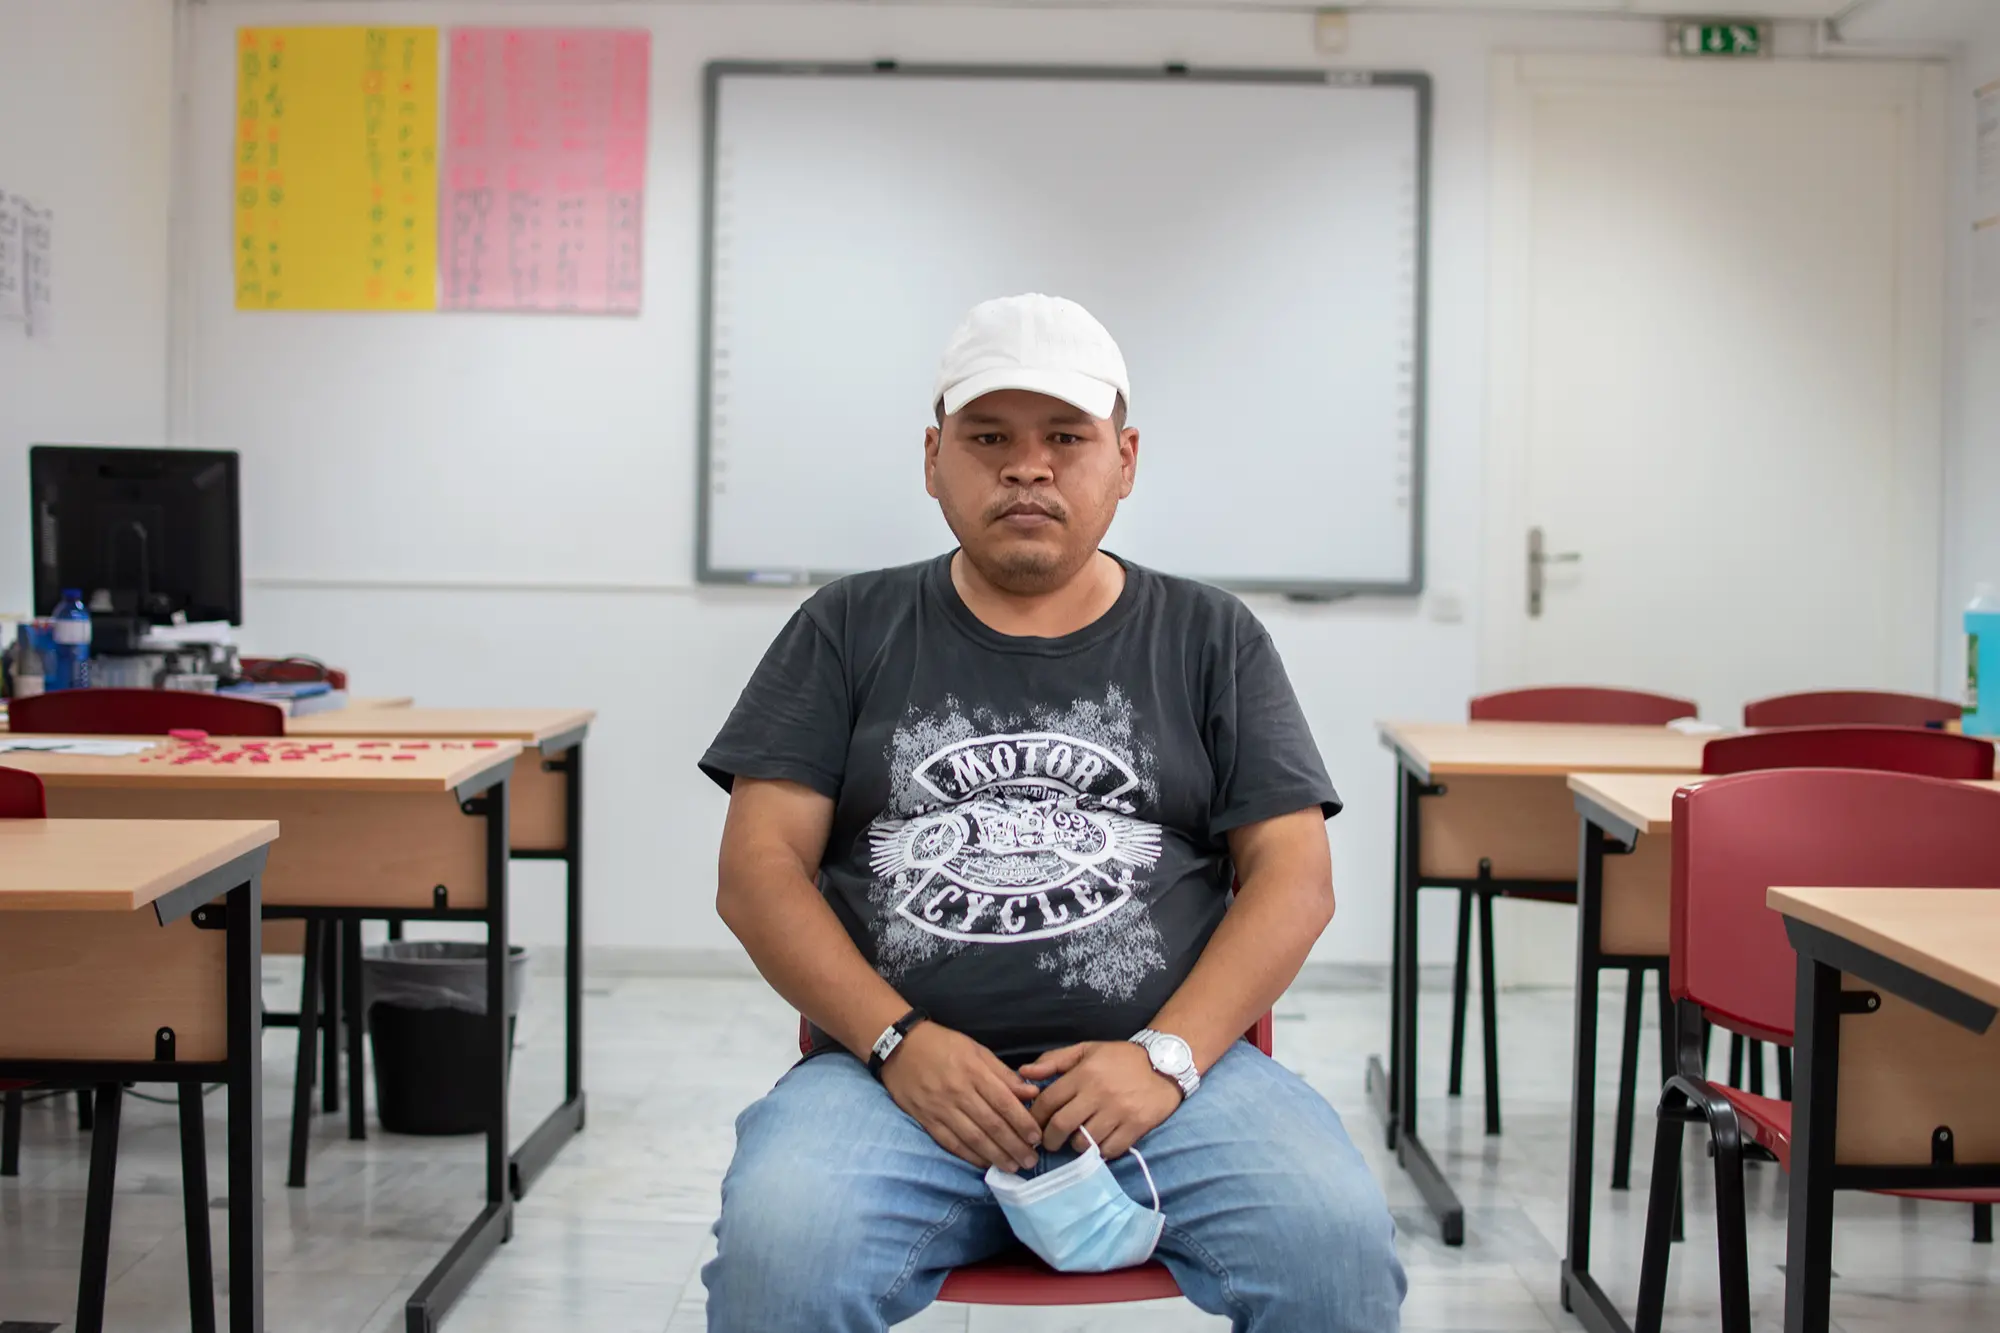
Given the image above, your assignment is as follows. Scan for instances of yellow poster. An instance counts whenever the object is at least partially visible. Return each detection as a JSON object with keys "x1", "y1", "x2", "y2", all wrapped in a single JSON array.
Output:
[{"x1": 235, "y1": 26, "x2": 439, "y2": 311}]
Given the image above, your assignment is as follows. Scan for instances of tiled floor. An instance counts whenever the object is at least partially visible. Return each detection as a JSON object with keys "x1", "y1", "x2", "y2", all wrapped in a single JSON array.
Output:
[{"x1": 1, "y1": 967, "x2": 1995, "y2": 1331}]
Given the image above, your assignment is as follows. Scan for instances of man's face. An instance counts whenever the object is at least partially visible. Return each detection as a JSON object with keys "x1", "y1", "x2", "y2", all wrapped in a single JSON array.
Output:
[{"x1": 924, "y1": 389, "x2": 1139, "y2": 596}]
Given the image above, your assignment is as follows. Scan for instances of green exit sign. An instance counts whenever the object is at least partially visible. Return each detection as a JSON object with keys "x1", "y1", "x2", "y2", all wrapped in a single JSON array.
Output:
[{"x1": 1674, "y1": 20, "x2": 1768, "y2": 58}]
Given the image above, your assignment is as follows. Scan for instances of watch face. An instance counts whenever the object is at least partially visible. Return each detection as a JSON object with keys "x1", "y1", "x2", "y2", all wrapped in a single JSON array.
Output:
[{"x1": 1150, "y1": 1034, "x2": 1193, "y2": 1076}]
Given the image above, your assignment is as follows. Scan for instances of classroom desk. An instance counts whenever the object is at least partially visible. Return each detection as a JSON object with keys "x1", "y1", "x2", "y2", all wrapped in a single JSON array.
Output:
[
  {"x1": 0, "y1": 818, "x2": 275, "y2": 1333},
  {"x1": 287, "y1": 707, "x2": 594, "y2": 1198},
  {"x1": 1372, "y1": 722, "x2": 1713, "y2": 1246},
  {"x1": 345, "y1": 696, "x2": 416, "y2": 709},
  {"x1": 0, "y1": 740, "x2": 522, "y2": 1333},
  {"x1": 1771, "y1": 886, "x2": 2000, "y2": 1333},
  {"x1": 1563, "y1": 776, "x2": 2000, "y2": 1333}
]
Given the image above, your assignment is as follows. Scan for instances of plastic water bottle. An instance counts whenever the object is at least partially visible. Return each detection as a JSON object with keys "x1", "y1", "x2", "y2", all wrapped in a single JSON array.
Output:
[
  {"x1": 49, "y1": 589, "x2": 91, "y2": 692},
  {"x1": 1969, "y1": 585, "x2": 2000, "y2": 737}
]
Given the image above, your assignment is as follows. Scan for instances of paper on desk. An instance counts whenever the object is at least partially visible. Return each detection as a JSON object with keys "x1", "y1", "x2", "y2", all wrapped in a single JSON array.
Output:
[
  {"x1": 138, "y1": 621, "x2": 236, "y2": 648},
  {"x1": 0, "y1": 738, "x2": 158, "y2": 756}
]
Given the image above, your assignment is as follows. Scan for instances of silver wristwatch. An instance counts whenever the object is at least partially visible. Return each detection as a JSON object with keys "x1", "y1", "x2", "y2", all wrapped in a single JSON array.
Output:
[{"x1": 1130, "y1": 1029, "x2": 1201, "y2": 1098}]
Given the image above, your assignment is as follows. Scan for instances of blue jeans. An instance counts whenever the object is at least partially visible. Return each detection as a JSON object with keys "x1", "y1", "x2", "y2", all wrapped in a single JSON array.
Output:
[{"x1": 703, "y1": 1042, "x2": 1405, "y2": 1331}]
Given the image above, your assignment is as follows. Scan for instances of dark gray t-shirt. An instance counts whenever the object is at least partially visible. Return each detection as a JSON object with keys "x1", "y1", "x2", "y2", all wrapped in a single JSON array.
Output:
[{"x1": 700, "y1": 552, "x2": 1339, "y2": 1063}]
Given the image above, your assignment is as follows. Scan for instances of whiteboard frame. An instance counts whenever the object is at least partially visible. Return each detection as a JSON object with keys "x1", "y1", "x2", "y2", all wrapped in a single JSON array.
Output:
[{"x1": 696, "y1": 61, "x2": 1433, "y2": 600}]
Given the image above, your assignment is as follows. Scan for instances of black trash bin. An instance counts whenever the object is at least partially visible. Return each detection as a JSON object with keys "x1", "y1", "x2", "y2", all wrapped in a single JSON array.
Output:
[{"x1": 363, "y1": 941, "x2": 529, "y2": 1135}]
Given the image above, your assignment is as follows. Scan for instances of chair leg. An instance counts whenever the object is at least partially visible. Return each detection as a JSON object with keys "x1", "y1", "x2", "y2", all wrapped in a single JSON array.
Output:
[
  {"x1": 288, "y1": 919, "x2": 323, "y2": 1189},
  {"x1": 77, "y1": 1087, "x2": 94, "y2": 1131},
  {"x1": 1776, "y1": 1046, "x2": 1793, "y2": 1103},
  {"x1": 1477, "y1": 889, "x2": 1502, "y2": 1136},
  {"x1": 1747, "y1": 1040, "x2": 1765, "y2": 1096},
  {"x1": 320, "y1": 920, "x2": 341, "y2": 1115},
  {"x1": 1, "y1": 1089, "x2": 21, "y2": 1176},
  {"x1": 1633, "y1": 1098, "x2": 1687, "y2": 1333},
  {"x1": 1975, "y1": 1203, "x2": 1993, "y2": 1244},
  {"x1": 75, "y1": 1084, "x2": 123, "y2": 1333},
  {"x1": 1657, "y1": 971, "x2": 1684, "y2": 1243},
  {"x1": 1611, "y1": 969, "x2": 1644, "y2": 1190},
  {"x1": 178, "y1": 1083, "x2": 217, "y2": 1333},
  {"x1": 1448, "y1": 888, "x2": 1472, "y2": 1098},
  {"x1": 1710, "y1": 1118, "x2": 1754, "y2": 1333}
]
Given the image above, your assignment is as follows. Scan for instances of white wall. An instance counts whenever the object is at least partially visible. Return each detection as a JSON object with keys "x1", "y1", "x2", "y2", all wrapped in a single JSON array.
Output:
[
  {"x1": 0, "y1": 0, "x2": 176, "y2": 615},
  {"x1": 1943, "y1": 9, "x2": 2000, "y2": 676},
  {"x1": 189, "y1": 3, "x2": 1685, "y2": 972}
]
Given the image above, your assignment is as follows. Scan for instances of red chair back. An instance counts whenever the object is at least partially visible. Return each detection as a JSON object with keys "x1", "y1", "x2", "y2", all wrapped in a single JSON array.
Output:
[
  {"x1": 0, "y1": 766, "x2": 46, "y2": 818},
  {"x1": 1670, "y1": 769, "x2": 2000, "y2": 1044},
  {"x1": 1741, "y1": 690, "x2": 1961, "y2": 729},
  {"x1": 1702, "y1": 726, "x2": 1994, "y2": 781},
  {"x1": 1469, "y1": 686, "x2": 1696, "y2": 726},
  {"x1": 8, "y1": 688, "x2": 285, "y2": 737}
]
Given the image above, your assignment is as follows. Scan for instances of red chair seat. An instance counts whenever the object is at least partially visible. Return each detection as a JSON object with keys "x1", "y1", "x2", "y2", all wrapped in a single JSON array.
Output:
[
  {"x1": 937, "y1": 1250, "x2": 1180, "y2": 1305},
  {"x1": 1713, "y1": 1082, "x2": 2000, "y2": 1204}
]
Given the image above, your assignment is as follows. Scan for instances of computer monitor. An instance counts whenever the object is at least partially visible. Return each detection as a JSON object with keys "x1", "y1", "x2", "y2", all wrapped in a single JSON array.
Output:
[{"x1": 29, "y1": 446, "x2": 242, "y2": 625}]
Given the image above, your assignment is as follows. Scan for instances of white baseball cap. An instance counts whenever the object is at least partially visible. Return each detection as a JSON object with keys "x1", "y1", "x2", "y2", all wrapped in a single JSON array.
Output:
[{"x1": 933, "y1": 293, "x2": 1131, "y2": 421}]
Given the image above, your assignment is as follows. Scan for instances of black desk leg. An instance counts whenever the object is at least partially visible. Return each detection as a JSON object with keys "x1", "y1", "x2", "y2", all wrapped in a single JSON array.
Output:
[
  {"x1": 1366, "y1": 766, "x2": 1407, "y2": 1150},
  {"x1": 1562, "y1": 821, "x2": 1632, "y2": 1332},
  {"x1": 406, "y1": 780, "x2": 512, "y2": 1333},
  {"x1": 1783, "y1": 955, "x2": 1842, "y2": 1333},
  {"x1": 345, "y1": 920, "x2": 366, "y2": 1140},
  {"x1": 179, "y1": 1081, "x2": 217, "y2": 1333},
  {"x1": 75, "y1": 1084, "x2": 122, "y2": 1333},
  {"x1": 1394, "y1": 765, "x2": 1464, "y2": 1245},
  {"x1": 321, "y1": 921, "x2": 341, "y2": 1115},
  {"x1": 287, "y1": 919, "x2": 323, "y2": 1190},
  {"x1": 509, "y1": 741, "x2": 588, "y2": 1201},
  {"x1": 227, "y1": 873, "x2": 266, "y2": 1333}
]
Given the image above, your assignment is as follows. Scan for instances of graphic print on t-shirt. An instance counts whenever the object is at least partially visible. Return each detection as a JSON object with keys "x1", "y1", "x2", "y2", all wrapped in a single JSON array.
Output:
[
  {"x1": 869, "y1": 730, "x2": 1163, "y2": 943},
  {"x1": 867, "y1": 688, "x2": 1171, "y2": 1002}
]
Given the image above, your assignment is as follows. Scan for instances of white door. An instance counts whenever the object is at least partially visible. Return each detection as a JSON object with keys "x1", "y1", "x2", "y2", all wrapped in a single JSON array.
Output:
[{"x1": 1482, "y1": 55, "x2": 1946, "y2": 983}]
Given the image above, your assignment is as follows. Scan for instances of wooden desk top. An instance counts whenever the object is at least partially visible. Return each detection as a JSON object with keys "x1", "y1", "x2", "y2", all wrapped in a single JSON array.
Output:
[
  {"x1": 1379, "y1": 721, "x2": 1714, "y2": 780},
  {"x1": 0, "y1": 737, "x2": 520, "y2": 793},
  {"x1": 0, "y1": 819, "x2": 279, "y2": 912},
  {"x1": 1768, "y1": 886, "x2": 2000, "y2": 1012},
  {"x1": 1570, "y1": 772, "x2": 2000, "y2": 837},
  {"x1": 345, "y1": 695, "x2": 416, "y2": 710},
  {"x1": 289, "y1": 706, "x2": 594, "y2": 745}
]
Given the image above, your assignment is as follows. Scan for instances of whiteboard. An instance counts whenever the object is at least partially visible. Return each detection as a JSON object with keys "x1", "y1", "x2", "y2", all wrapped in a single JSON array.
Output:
[{"x1": 700, "y1": 64, "x2": 1430, "y2": 596}]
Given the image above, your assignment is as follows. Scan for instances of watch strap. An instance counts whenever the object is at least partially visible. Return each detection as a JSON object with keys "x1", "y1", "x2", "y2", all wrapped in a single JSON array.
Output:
[{"x1": 867, "y1": 1007, "x2": 929, "y2": 1077}]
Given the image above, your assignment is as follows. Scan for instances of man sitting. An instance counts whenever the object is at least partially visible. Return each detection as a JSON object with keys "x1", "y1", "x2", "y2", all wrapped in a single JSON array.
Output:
[{"x1": 699, "y1": 294, "x2": 1406, "y2": 1331}]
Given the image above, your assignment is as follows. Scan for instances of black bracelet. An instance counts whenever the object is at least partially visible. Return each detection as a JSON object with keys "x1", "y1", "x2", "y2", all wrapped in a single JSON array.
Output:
[{"x1": 867, "y1": 1007, "x2": 930, "y2": 1077}]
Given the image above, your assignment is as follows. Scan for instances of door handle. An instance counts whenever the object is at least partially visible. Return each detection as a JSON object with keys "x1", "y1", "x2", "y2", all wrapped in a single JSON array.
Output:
[{"x1": 1527, "y1": 527, "x2": 1582, "y2": 618}]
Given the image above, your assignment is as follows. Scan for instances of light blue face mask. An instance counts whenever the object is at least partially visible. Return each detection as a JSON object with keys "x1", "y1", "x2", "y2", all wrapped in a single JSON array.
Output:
[{"x1": 984, "y1": 1127, "x2": 1165, "y2": 1273}]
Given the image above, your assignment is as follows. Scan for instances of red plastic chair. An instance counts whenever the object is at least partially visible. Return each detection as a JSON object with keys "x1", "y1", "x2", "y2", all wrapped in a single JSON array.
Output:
[
  {"x1": 1636, "y1": 770, "x2": 2000, "y2": 1332},
  {"x1": 793, "y1": 1013, "x2": 1276, "y2": 1306},
  {"x1": 1703, "y1": 725, "x2": 1993, "y2": 780},
  {"x1": 1467, "y1": 686, "x2": 1697, "y2": 726},
  {"x1": 0, "y1": 765, "x2": 47, "y2": 818},
  {"x1": 8, "y1": 687, "x2": 285, "y2": 737},
  {"x1": 1741, "y1": 689, "x2": 1961, "y2": 730},
  {"x1": 1448, "y1": 686, "x2": 1699, "y2": 1140},
  {"x1": 1699, "y1": 726, "x2": 1994, "y2": 1097}
]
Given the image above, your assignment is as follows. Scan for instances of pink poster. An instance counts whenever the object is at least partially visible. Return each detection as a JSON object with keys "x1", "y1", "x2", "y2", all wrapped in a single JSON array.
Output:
[{"x1": 441, "y1": 28, "x2": 648, "y2": 313}]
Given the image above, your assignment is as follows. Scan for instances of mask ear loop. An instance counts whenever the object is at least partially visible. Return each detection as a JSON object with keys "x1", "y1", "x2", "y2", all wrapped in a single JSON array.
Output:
[{"x1": 1078, "y1": 1127, "x2": 1161, "y2": 1214}]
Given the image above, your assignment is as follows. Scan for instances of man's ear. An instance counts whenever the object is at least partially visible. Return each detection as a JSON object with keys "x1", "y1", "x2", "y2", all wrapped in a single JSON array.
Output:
[
  {"x1": 924, "y1": 425, "x2": 942, "y2": 499},
  {"x1": 1118, "y1": 427, "x2": 1139, "y2": 500}
]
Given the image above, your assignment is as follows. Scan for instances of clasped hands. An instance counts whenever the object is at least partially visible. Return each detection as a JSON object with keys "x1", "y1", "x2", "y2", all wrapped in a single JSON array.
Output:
[{"x1": 878, "y1": 1022, "x2": 1183, "y2": 1171}]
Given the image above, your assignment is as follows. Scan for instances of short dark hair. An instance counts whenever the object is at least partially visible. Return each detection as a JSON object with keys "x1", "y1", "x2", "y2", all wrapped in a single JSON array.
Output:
[{"x1": 935, "y1": 393, "x2": 1127, "y2": 430}]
